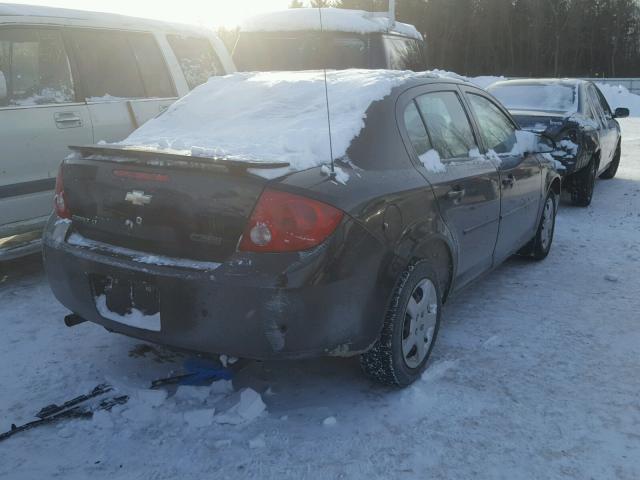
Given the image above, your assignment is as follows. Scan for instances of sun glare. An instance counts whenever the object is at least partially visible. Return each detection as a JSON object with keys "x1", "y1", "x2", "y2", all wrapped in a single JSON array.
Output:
[{"x1": 6, "y1": 0, "x2": 292, "y2": 28}]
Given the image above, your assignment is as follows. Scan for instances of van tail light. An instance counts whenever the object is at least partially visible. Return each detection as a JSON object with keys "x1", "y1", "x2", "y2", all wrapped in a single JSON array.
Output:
[
  {"x1": 54, "y1": 165, "x2": 71, "y2": 219},
  {"x1": 239, "y1": 189, "x2": 344, "y2": 253}
]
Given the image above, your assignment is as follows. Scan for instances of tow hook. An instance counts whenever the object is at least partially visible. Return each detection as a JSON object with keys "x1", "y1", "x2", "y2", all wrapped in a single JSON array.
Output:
[{"x1": 64, "y1": 314, "x2": 87, "y2": 328}]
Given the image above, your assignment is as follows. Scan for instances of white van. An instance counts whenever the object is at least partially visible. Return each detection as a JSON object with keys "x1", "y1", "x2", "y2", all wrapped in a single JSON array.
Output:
[{"x1": 0, "y1": 4, "x2": 234, "y2": 259}]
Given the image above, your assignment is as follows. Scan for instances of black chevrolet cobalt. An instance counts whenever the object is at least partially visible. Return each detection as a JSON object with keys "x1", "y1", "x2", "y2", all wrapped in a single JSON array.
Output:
[{"x1": 44, "y1": 71, "x2": 561, "y2": 386}]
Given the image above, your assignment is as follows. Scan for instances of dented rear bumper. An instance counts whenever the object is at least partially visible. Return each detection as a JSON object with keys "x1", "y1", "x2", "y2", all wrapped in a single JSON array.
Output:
[{"x1": 42, "y1": 215, "x2": 389, "y2": 360}]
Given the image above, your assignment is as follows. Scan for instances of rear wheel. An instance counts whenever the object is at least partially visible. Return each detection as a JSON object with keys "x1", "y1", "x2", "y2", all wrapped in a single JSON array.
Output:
[
  {"x1": 360, "y1": 261, "x2": 441, "y2": 387},
  {"x1": 600, "y1": 143, "x2": 621, "y2": 179},
  {"x1": 571, "y1": 157, "x2": 597, "y2": 207}
]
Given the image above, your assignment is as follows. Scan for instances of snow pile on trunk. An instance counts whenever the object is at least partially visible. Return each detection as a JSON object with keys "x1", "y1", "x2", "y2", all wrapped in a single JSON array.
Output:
[
  {"x1": 596, "y1": 83, "x2": 640, "y2": 116},
  {"x1": 242, "y1": 8, "x2": 422, "y2": 40},
  {"x1": 121, "y1": 70, "x2": 417, "y2": 177}
]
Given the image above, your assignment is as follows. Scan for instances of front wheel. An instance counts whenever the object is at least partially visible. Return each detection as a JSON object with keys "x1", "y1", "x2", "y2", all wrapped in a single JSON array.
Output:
[{"x1": 360, "y1": 261, "x2": 442, "y2": 387}]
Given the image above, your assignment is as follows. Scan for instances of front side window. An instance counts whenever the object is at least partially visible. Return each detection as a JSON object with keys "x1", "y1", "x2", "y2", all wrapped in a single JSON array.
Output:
[
  {"x1": 0, "y1": 28, "x2": 74, "y2": 107},
  {"x1": 467, "y1": 94, "x2": 517, "y2": 155},
  {"x1": 384, "y1": 36, "x2": 426, "y2": 71},
  {"x1": 167, "y1": 35, "x2": 223, "y2": 90},
  {"x1": 415, "y1": 91, "x2": 476, "y2": 160},
  {"x1": 587, "y1": 85, "x2": 607, "y2": 128},
  {"x1": 593, "y1": 85, "x2": 613, "y2": 118}
]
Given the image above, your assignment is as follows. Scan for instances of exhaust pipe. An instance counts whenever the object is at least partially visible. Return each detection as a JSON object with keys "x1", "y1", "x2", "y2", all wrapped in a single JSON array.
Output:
[{"x1": 64, "y1": 314, "x2": 87, "y2": 327}]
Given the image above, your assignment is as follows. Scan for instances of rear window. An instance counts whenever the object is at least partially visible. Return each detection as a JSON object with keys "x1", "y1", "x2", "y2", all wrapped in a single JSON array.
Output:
[
  {"x1": 167, "y1": 35, "x2": 223, "y2": 90},
  {"x1": 69, "y1": 29, "x2": 175, "y2": 100},
  {"x1": 233, "y1": 32, "x2": 369, "y2": 71},
  {"x1": 488, "y1": 83, "x2": 578, "y2": 113},
  {"x1": 383, "y1": 35, "x2": 426, "y2": 71}
]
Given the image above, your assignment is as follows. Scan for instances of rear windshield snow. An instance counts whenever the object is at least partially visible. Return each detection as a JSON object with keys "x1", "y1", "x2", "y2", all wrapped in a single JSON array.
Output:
[
  {"x1": 120, "y1": 70, "x2": 416, "y2": 178},
  {"x1": 489, "y1": 84, "x2": 578, "y2": 113},
  {"x1": 233, "y1": 33, "x2": 369, "y2": 71}
]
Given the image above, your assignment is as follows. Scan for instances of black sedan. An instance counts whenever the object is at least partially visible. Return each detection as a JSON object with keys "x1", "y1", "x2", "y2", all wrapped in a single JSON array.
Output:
[
  {"x1": 488, "y1": 79, "x2": 629, "y2": 206},
  {"x1": 43, "y1": 73, "x2": 560, "y2": 386}
]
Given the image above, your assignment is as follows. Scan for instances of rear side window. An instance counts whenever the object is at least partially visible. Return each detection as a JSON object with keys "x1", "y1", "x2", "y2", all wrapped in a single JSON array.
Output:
[
  {"x1": 404, "y1": 101, "x2": 432, "y2": 156},
  {"x1": 415, "y1": 91, "x2": 476, "y2": 159},
  {"x1": 69, "y1": 29, "x2": 174, "y2": 100},
  {"x1": 383, "y1": 36, "x2": 426, "y2": 71},
  {"x1": 467, "y1": 94, "x2": 517, "y2": 155},
  {"x1": 0, "y1": 28, "x2": 75, "y2": 107},
  {"x1": 167, "y1": 35, "x2": 223, "y2": 90}
]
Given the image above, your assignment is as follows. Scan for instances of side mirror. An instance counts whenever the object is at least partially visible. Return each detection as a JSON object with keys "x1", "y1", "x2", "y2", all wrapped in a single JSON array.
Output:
[
  {"x1": 0, "y1": 71, "x2": 7, "y2": 102},
  {"x1": 614, "y1": 107, "x2": 630, "y2": 119}
]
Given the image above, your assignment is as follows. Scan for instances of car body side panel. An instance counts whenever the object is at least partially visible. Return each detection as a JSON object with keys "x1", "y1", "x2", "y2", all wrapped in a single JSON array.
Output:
[{"x1": 394, "y1": 83, "x2": 501, "y2": 290}]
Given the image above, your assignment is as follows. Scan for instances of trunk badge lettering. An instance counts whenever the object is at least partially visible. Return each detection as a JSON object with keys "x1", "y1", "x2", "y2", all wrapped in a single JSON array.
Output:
[{"x1": 125, "y1": 190, "x2": 152, "y2": 206}]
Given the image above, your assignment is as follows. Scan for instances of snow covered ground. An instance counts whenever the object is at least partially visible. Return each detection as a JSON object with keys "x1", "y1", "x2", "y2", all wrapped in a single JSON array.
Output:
[{"x1": 2, "y1": 119, "x2": 640, "y2": 479}]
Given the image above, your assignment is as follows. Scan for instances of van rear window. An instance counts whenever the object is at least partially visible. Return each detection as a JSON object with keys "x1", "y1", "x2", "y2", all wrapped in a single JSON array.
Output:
[
  {"x1": 69, "y1": 29, "x2": 175, "y2": 101},
  {"x1": 167, "y1": 35, "x2": 223, "y2": 90},
  {"x1": 233, "y1": 32, "x2": 369, "y2": 71}
]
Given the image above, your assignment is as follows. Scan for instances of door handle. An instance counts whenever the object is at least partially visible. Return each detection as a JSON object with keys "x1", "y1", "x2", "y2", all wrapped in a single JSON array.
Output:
[
  {"x1": 447, "y1": 187, "x2": 466, "y2": 201},
  {"x1": 502, "y1": 174, "x2": 516, "y2": 188},
  {"x1": 54, "y1": 112, "x2": 83, "y2": 129}
]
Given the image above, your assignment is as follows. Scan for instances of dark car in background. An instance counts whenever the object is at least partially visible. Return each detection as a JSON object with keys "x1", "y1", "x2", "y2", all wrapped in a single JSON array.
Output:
[
  {"x1": 488, "y1": 79, "x2": 629, "y2": 206},
  {"x1": 233, "y1": 8, "x2": 427, "y2": 72},
  {"x1": 43, "y1": 72, "x2": 560, "y2": 386}
]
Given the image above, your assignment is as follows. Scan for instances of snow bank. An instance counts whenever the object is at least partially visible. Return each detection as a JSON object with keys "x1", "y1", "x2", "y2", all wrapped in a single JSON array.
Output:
[
  {"x1": 122, "y1": 70, "x2": 418, "y2": 178},
  {"x1": 596, "y1": 83, "x2": 640, "y2": 117},
  {"x1": 242, "y1": 8, "x2": 422, "y2": 40}
]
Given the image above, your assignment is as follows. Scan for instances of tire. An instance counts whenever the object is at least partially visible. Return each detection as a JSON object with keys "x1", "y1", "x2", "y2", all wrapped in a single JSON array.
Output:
[
  {"x1": 571, "y1": 156, "x2": 597, "y2": 207},
  {"x1": 528, "y1": 191, "x2": 558, "y2": 260},
  {"x1": 599, "y1": 143, "x2": 621, "y2": 179},
  {"x1": 360, "y1": 261, "x2": 442, "y2": 387}
]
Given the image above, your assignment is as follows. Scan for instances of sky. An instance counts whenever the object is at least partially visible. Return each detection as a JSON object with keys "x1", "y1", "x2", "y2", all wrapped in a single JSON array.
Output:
[{"x1": 6, "y1": 0, "x2": 294, "y2": 28}]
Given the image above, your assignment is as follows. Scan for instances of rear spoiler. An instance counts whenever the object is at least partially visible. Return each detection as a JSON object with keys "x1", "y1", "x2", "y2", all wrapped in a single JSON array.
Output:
[{"x1": 68, "y1": 145, "x2": 290, "y2": 171}]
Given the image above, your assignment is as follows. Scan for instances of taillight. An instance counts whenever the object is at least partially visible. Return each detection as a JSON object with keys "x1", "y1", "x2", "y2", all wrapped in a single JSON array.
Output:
[
  {"x1": 54, "y1": 165, "x2": 71, "y2": 219},
  {"x1": 239, "y1": 189, "x2": 344, "y2": 253}
]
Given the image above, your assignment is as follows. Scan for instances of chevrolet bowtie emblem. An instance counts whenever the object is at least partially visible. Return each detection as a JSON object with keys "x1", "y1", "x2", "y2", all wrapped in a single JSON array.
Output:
[{"x1": 125, "y1": 190, "x2": 152, "y2": 206}]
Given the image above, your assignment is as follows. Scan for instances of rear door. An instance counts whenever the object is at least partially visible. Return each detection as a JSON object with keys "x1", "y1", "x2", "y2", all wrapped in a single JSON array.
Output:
[
  {"x1": 65, "y1": 28, "x2": 178, "y2": 143},
  {"x1": 402, "y1": 86, "x2": 501, "y2": 288},
  {"x1": 463, "y1": 89, "x2": 542, "y2": 262},
  {"x1": 0, "y1": 26, "x2": 92, "y2": 232}
]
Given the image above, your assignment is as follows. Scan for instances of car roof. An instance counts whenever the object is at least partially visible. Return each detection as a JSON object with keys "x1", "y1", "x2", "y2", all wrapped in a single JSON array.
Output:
[
  {"x1": 241, "y1": 8, "x2": 423, "y2": 41},
  {"x1": 489, "y1": 78, "x2": 587, "y2": 89},
  {"x1": 0, "y1": 3, "x2": 214, "y2": 34}
]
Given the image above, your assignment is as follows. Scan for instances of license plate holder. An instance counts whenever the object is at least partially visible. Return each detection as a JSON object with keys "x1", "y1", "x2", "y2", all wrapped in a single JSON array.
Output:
[{"x1": 91, "y1": 275, "x2": 161, "y2": 331}]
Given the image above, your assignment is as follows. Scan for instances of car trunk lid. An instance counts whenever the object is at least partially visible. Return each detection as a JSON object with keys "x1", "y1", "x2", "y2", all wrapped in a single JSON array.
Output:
[
  {"x1": 63, "y1": 145, "x2": 289, "y2": 263},
  {"x1": 510, "y1": 109, "x2": 569, "y2": 137}
]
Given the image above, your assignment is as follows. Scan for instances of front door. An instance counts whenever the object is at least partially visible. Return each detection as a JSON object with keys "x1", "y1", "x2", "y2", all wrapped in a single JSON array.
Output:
[
  {"x1": 0, "y1": 26, "x2": 92, "y2": 234},
  {"x1": 402, "y1": 88, "x2": 501, "y2": 288},
  {"x1": 590, "y1": 84, "x2": 619, "y2": 172},
  {"x1": 464, "y1": 91, "x2": 542, "y2": 262}
]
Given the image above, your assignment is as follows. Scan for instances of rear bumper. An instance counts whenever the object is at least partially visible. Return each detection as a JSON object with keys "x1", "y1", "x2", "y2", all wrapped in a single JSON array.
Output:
[{"x1": 43, "y1": 216, "x2": 391, "y2": 360}]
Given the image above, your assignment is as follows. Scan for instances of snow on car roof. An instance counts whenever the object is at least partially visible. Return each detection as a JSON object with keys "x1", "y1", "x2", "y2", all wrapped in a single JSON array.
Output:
[
  {"x1": 0, "y1": 3, "x2": 213, "y2": 34},
  {"x1": 121, "y1": 70, "x2": 426, "y2": 179},
  {"x1": 241, "y1": 8, "x2": 423, "y2": 41}
]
